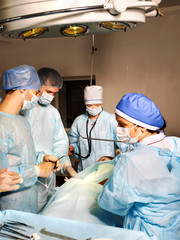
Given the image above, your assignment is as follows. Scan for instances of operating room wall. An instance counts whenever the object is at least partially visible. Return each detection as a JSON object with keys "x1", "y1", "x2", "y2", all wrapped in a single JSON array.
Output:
[{"x1": 0, "y1": 6, "x2": 180, "y2": 136}]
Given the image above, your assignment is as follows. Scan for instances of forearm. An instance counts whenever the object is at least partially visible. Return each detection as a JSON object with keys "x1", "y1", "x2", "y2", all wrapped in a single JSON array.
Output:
[{"x1": 63, "y1": 162, "x2": 77, "y2": 177}]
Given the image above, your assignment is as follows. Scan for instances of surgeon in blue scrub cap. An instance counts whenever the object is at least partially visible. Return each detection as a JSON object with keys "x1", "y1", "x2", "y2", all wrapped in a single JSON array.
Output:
[
  {"x1": 21, "y1": 67, "x2": 77, "y2": 213},
  {"x1": 98, "y1": 93, "x2": 180, "y2": 240},
  {"x1": 0, "y1": 65, "x2": 56, "y2": 213}
]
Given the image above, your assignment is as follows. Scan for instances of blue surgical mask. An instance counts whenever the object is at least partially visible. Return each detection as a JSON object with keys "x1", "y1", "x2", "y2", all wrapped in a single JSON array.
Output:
[
  {"x1": 86, "y1": 106, "x2": 102, "y2": 116},
  {"x1": 22, "y1": 93, "x2": 39, "y2": 111},
  {"x1": 39, "y1": 92, "x2": 54, "y2": 105},
  {"x1": 116, "y1": 125, "x2": 142, "y2": 144}
]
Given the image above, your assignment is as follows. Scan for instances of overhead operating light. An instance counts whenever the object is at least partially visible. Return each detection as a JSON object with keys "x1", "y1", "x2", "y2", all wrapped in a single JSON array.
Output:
[
  {"x1": 20, "y1": 27, "x2": 49, "y2": 39},
  {"x1": 61, "y1": 25, "x2": 89, "y2": 37},
  {"x1": 0, "y1": 0, "x2": 162, "y2": 39},
  {"x1": 100, "y1": 22, "x2": 128, "y2": 32}
]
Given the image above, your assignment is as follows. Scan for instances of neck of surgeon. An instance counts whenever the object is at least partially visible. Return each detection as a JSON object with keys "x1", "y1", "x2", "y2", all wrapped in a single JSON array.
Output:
[{"x1": 0, "y1": 90, "x2": 24, "y2": 115}]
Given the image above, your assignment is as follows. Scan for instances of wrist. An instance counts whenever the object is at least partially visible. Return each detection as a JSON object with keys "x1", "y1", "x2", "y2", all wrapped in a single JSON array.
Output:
[{"x1": 34, "y1": 165, "x2": 40, "y2": 177}]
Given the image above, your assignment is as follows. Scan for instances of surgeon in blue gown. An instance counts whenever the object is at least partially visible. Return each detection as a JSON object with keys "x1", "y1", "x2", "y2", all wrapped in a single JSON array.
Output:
[
  {"x1": 21, "y1": 67, "x2": 77, "y2": 212},
  {"x1": 98, "y1": 93, "x2": 180, "y2": 240},
  {"x1": 0, "y1": 65, "x2": 55, "y2": 213},
  {"x1": 69, "y1": 85, "x2": 122, "y2": 172}
]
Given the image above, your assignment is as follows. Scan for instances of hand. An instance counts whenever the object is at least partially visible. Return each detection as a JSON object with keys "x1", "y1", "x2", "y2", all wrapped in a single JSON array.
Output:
[
  {"x1": 36, "y1": 162, "x2": 55, "y2": 178},
  {"x1": 65, "y1": 165, "x2": 77, "y2": 178},
  {"x1": 68, "y1": 146, "x2": 75, "y2": 156},
  {"x1": 64, "y1": 177, "x2": 69, "y2": 182},
  {"x1": 43, "y1": 154, "x2": 61, "y2": 172},
  {"x1": 97, "y1": 156, "x2": 113, "y2": 162},
  {"x1": 0, "y1": 168, "x2": 23, "y2": 192}
]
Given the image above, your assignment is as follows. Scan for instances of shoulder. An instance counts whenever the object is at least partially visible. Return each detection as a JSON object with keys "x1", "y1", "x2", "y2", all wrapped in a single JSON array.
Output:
[
  {"x1": 170, "y1": 136, "x2": 180, "y2": 155},
  {"x1": 99, "y1": 111, "x2": 116, "y2": 124},
  {"x1": 100, "y1": 110, "x2": 114, "y2": 118},
  {"x1": 38, "y1": 103, "x2": 60, "y2": 115},
  {"x1": 73, "y1": 113, "x2": 87, "y2": 122}
]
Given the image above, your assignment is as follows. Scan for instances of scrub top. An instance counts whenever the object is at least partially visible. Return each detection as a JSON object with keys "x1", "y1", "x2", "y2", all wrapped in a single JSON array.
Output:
[
  {"x1": 0, "y1": 112, "x2": 38, "y2": 213},
  {"x1": 69, "y1": 110, "x2": 118, "y2": 172}
]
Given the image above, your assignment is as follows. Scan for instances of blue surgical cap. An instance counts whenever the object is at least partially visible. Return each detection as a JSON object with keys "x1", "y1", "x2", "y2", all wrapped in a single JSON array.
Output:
[
  {"x1": 3, "y1": 65, "x2": 41, "y2": 90},
  {"x1": 115, "y1": 93, "x2": 164, "y2": 130}
]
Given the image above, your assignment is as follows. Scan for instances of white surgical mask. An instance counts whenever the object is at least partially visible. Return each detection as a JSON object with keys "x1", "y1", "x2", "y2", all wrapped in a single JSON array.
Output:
[
  {"x1": 22, "y1": 92, "x2": 39, "y2": 111},
  {"x1": 86, "y1": 106, "x2": 102, "y2": 116},
  {"x1": 39, "y1": 92, "x2": 54, "y2": 105},
  {"x1": 116, "y1": 125, "x2": 142, "y2": 144}
]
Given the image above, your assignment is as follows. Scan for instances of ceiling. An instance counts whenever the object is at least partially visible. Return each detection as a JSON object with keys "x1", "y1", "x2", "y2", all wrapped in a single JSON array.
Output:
[{"x1": 159, "y1": 0, "x2": 180, "y2": 8}]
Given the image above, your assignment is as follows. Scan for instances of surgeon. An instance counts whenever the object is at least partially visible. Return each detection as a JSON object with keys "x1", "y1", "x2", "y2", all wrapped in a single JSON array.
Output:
[
  {"x1": 98, "y1": 93, "x2": 180, "y2": 240},
  {"x1": 21, "y1": 67, "x2": 77, "y2": 212},
  {"x1": 69, "y1": 85, "x2": 119, "y2": 172},
  {"x1": 0, "y1": 65, "x2": 56, "y2": 213}
]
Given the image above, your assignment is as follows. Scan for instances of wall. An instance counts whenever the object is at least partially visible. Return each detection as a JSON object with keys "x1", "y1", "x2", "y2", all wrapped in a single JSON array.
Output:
[{"x1": 0, "y1": 6, "x2": 180, "y2": 136}]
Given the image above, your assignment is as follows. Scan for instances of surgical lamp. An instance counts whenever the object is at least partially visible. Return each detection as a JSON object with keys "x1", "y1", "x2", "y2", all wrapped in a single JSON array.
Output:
[{"x1": 0, "y1": 0, "x2": 162, "y2": 39}]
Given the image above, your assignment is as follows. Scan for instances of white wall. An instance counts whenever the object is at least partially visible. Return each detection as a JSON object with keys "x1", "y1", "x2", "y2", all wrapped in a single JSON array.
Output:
[{"x1": 0, "y1": 6, "x2": 180, "y2": 136}]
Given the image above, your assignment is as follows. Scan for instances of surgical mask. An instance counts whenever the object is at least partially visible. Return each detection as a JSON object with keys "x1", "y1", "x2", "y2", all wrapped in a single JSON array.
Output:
[
  {"x1": 22, "y1": 92, "x2": 39, "y2": 111},
  {"x1": 116, "y1": 125, "x2": 142, "y2": 144},
  {"x1": 39, "y1": 92, "x2": 54, "y2": 105},
  {"x1": 86, "y1": 106, "x2": 102, "y2": 116}
]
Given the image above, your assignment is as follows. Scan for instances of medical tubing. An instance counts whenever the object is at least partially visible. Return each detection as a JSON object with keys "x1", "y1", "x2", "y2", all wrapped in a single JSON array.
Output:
[
  {"x1": 79, "y1": 135, "x2": 125, "y2": 143},
  {"x1": 75, "y1": 119, "x2": 97, "y2": 160},
  {"x1": 37, "y1": 180, "x2": 55, "y2": 194}
]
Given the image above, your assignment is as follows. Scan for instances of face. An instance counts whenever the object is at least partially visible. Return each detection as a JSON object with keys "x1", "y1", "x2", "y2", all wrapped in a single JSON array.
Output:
[
  {"x1": 86, "y1": 104, "x2": 102, "y2": 109},
  {"x1": 40, "y1": 86, "x2": 59, "y2": 96},
  {"x1": 23, "y1": 90, "x2": 40, "y2": 100},
  {"x1": 115, "y1": 114, "x2": 142, "y2": 139}
]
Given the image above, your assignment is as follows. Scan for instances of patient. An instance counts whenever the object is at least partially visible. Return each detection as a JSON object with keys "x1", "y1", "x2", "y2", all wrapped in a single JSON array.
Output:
[{"x1": 41, "y1": 161, "x2": 123, "y2": 227}]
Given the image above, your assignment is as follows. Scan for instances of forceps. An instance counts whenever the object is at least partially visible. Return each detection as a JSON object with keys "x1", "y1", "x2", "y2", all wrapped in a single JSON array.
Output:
[
  {"x1": 38, "y1": 154, "x2": 68, "y2": 193},
  {"x1": 49, "y1": 154, "x2": 68, "y2": 170},
  {"x1": 0, "y1": 223, "x2": 30, "y2": 239}
]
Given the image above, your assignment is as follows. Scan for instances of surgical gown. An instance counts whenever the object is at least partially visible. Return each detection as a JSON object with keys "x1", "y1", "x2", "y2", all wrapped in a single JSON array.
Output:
[
  {"x1": 69, "y1": 110, "x2": 119, "y2": 172},
  {"x1": 98, "y1": 137, "x2": 180, "y2": 240},
  {"x1": 0, "y1": 112, "x2": 38, "y2": 213},
  {"x1": 21, "y1": 103, "x2": 71, "y2": 212}
]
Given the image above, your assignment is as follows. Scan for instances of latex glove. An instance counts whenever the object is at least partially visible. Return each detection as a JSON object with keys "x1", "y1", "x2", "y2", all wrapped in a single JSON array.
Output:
[
  {"x1": 0, "y1": 168, "x2": 23, "y2": 192},
  {"x1": 68, "y1": 145, "x2": 75, "y2": 156},
  {"x1": 64, "y1": 177, "x2": 69, "y2": 182},
  {"x1": 36, "y1": 162, "x2": 55, "y2": 178},
  {"x1": 64, "y1": 163, "x2": 77, "y2": 178},
  {"x1": 43, "y1": 154, "x2": 61, "y2": 172}
]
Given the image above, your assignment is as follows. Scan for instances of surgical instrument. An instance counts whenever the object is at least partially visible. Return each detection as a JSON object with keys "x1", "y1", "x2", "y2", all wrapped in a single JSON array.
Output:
[
  {"x1": 49, "y1": 154, "x2": 68, "y2": 170},
  {"x1": 1, "y1": 225, "x2": 30, "y2": 239},
  {"x1": 6, "y1": 221, "x2": 34, "y2": 229},
  {"x1": 0, "y1": 232, "x2": 26, "y2": 240},
  {"x1": 40, "y1": 228, "x2": 77, "y2": 240},
  {"x1": 37, "y1": 179, "x2": 56, "y2": 194}
]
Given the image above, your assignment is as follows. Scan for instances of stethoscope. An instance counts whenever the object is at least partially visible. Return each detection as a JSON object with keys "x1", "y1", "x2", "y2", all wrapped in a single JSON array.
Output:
[{"x1": 72, "y1": 118, "x2": 98, "y2": 159}]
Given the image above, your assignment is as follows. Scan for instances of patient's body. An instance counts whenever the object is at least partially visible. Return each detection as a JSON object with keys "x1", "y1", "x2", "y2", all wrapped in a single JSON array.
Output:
[{"x1": 41, "y1": 161, "x2": 123, "y2": 227}]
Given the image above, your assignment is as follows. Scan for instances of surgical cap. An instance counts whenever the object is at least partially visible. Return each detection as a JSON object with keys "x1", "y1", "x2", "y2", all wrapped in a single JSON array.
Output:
[
  {"x1": 84, "y1": 85, "x2": 103, "y2": 105},
  {"x1": 115, "y1": 93, "x2": 164, "y2": 130},
  {"x1": 3, "y1": 65, "x2": 41, "y2": 90},
  {"x1": 38, "y1": 67, "x2": 63, "y2": 89}
]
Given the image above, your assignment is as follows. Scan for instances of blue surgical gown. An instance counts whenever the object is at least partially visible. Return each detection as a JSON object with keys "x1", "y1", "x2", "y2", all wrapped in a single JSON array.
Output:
[
  {"x1": 0, "y1": 112, "x2": 38, "y2": 213},
  {"x1": 69, "y1": 110, "x2": 119, "y2": 172},
  {"x1": 21, "y1": 103, "x2": 71, "y2": 212},
  {"x1": 98, "y1": 137, "x2": 180, "y2": 240},
  {"x1": 21, "y1": 103, "x2": 70, "y2": 165}
]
